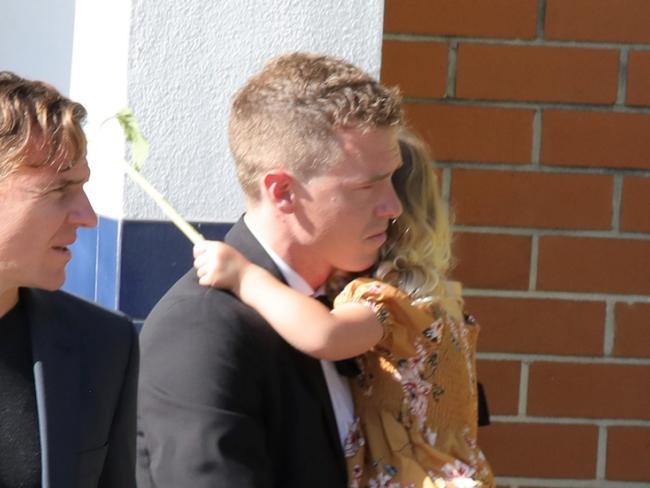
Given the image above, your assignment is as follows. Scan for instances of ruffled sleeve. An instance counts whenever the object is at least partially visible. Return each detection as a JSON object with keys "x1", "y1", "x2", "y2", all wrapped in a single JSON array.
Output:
[
  {"x1": 333, "y1": 278, "x2": 435, "y2": 356},
  {"x1": 333, "y1": 278, "x2": 395, "y2": 343}
]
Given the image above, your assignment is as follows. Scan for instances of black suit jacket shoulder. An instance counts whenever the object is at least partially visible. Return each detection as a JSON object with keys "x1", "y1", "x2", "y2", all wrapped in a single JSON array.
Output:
[
  {"x1": 23, "y1": 288, "x2": 138, "y2": 488},
  {"x1": 137, "y1": 219, "x2": 346, "y2": 488}
]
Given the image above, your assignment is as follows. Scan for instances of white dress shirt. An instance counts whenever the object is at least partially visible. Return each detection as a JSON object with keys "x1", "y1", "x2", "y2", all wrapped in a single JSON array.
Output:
[{"x1": 245, "y1": 217, "x2": 355, "y2": 446}]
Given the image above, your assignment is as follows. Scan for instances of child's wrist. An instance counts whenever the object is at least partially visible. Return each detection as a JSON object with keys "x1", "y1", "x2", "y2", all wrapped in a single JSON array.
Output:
[{"x1": 235, "y1": 260, "x2": 255, "y2": 298}]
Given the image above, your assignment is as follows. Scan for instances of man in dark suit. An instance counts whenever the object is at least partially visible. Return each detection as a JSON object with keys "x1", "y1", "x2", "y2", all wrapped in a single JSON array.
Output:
[
  {"x1": 136, "y1": 53, "x2": 404, "y2": 487},
  {"x1": 0, "y1": 71, "x2": 138, "y2": 488}
]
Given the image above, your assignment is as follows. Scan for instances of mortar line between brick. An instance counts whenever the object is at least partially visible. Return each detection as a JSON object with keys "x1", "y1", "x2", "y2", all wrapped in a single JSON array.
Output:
[
  {"x1": 383, "y1": 32, "x2": 650, "y2": 51},
  {"x1": 496, "y1": 476, "x2": 650, "y2": 488},
  {"x1": 441, "y1": 167, "x2": 451, "y2": 203},
  {"x1": 531, "y1": 109, "x2": 542, "y2": 166},
  {"x1": 453, "y1": 225, "x2": 650, "y2": 241},
  {"x1": 403, "y1": 96, "x2": 650, "y2": 114},
  {"x1": 437, "y1": 162, "x2": 650, "y2": 178},
  {"x1": 604, "y1": 300, "x2": 616, "y2": 356},
  {"x1": 611, "y1": 174, "x2": 623, "y2": 232},
  {"x1": 491, "y1": 415, "x2": 650, "y2": 427},
  {"x1": 596, "y1": 426, "x2": 608, "y2": 480},
  {"x1": 518, "y1": 362, "x2": 529, "y2": 416},
  {"x1": 464, "y1": 288, "x2": 650, "y2": 303},
  {"x1": 528, "y1": 234, "x2": 539, "y2": 291},
  {"x1": 477, "y1": 352, "x2": 650, "y2": 365},
  {"x1": 446, "y1": 41, "x2": 457, "y2": 99},
  {"x1": 536, "y1": 0, "x2": 546, "y2": 40},
  {"x1": 617, "y1": 48, "x2": 629, "y2": 105}
]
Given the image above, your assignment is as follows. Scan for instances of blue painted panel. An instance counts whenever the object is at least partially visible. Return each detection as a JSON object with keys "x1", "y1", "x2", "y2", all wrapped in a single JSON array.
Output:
[
  {"x1": 62, "y1": 225, "x2": 97, "y2": 300},
  {"x1": 95, "y1": 216, "x2": 120, "y2": 309},
  {"x1": 119, "y1": 220, "x2": 232, "y2": 320}
]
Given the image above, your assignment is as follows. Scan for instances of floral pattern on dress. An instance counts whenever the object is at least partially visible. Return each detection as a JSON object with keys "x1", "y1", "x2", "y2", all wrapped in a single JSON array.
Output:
[
  {"x1": 334, "y1": 278, "x2": 495, "y2": 488},
  {"x1": 397, "y1": 337, "x2": 435, "y2": 430},
  {"x1": 344, "y1": 417, "x2": 366, "y2": 458},
  {"x1": 422, "y1": 318, "x2": 444, "y2": 343}
]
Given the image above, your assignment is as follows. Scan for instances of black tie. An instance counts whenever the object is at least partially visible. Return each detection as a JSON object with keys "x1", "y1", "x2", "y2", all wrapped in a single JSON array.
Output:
[{"x1": 314, "y1": 294, "x2": 361, "y2": 377}]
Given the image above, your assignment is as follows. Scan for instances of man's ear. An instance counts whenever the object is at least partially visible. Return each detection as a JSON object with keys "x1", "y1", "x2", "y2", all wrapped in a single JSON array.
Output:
[{"x1": 261, "y1": 171, "x2": 296, "y2": 213}]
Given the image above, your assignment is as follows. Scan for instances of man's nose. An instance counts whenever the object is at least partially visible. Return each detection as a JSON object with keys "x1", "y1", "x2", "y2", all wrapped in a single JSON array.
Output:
[
  {"x1": 377, "y1": 184, "x2": 403, "y2": 219},
  {"x1": 68, "y1": 190, "x2": 98, "y2": 228}
]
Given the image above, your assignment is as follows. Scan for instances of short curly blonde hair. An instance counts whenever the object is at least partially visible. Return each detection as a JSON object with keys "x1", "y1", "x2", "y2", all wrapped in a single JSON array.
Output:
[
  {"x1": 229, "y1": 52, "x2": 402, "y2": 199},
  {"x1": 0, "y1": 71, "x2": 87, "y2": 181}
]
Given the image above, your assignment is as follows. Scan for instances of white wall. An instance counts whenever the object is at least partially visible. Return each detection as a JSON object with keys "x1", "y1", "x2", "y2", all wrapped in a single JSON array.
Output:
[
  {"x1": 12, "y1": 0, "x2": 386, "y2": 223},
  {"x1": 0, "y1": 0, "x2": 76, "y2": 94},
  {"x1": 69, "y1": 0, "x2": 133, "y2": 220},
  {"x1": 122, "y1": 0, "x2": 385, "y2": 222}
]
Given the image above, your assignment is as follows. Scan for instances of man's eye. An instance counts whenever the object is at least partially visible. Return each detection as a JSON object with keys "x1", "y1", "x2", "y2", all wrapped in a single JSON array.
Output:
[{"x1": 47, "y1": 185, "x2": 71, "y2": 196}]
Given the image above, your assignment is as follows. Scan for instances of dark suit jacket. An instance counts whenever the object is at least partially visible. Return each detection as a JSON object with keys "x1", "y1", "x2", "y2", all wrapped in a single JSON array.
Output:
[
  {"x1": 136, "y1": 219, "x2": 347, "y2": 487},
  {"x1": 22, "y1": 287, "x2": 138, "y2": 488}
]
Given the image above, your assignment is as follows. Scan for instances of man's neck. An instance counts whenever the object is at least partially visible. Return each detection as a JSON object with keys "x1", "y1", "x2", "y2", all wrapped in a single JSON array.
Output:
[
  {"x1": 244, "y1": 212, "x2": 330, "y2": 290},
  {"x1": 0, "y1": 287, "x2": 19, "y2": 318}
]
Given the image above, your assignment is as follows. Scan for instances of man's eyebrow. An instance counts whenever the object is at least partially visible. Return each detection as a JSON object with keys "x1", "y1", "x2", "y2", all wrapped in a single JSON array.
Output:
[
  {"x1": 64, "y1": 174, "x2": 90, "y2": 184},
  {"x1": 54, "y1": 175, "x2": 89, "y2": 187},
  {"x1": 361, "y1": 161, "x2": 404, "y2": 184},
  {"x1": 43, "y1": 172, "x2": 90, "y2": 191}
]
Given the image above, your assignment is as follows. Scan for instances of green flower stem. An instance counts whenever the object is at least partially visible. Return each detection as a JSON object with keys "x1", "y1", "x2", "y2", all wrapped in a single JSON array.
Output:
[
  {"x1": 120, "y1": 159, "x2": 205, "y2": 245},
  {"x1": 112, "y1": 108, "x2": 204, "y2": 245}
]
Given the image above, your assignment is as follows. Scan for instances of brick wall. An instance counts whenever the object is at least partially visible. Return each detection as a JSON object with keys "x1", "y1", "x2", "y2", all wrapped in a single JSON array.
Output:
[{"x1": 382, "y1": 1, "x2": 650, "y2": 487}]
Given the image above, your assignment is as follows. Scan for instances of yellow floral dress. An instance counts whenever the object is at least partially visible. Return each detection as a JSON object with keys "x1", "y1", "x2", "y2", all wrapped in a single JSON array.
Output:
[{"x1": 334, "y1": 278, "x2": 495, "y2": 488}]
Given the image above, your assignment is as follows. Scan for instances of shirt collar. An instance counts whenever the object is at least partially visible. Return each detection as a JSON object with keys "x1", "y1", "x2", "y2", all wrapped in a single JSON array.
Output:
[{"x1": 244, "y1": 215, "x2": 317, "y2": 296}]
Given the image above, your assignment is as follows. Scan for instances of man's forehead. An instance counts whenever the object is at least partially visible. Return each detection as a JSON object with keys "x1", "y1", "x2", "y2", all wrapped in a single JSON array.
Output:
[
  {"x1": 14, "y1": 158, "x2": 90, "y2": 185},
  {"x1": 335, "y1": 125, "x2": 398, "y2": 143},
  {"x1": 334, "y1": 127, "x2": 400, "y2": 166}
]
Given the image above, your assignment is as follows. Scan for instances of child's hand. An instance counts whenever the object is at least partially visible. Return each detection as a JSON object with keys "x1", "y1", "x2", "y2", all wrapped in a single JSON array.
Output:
[{"x1": 193, "y1": 240, "x2": 249, "y2": 290}]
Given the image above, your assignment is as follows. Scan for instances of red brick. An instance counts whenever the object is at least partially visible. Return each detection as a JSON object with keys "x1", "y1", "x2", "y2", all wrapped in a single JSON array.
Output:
[
  {"x1": 456, "y1": 44, "x2": 618, "y2": 104},
  {"x1": 479, "y1": 422, "x2": 598, "y2": 478},
  {"x1": 546, "y1": 0, "x2": 650, "y2": 43},
  {"x1": 627, "y1": 50, "x2": 650, "y2": 107},
  {"x1": 452, "y1": 233, "x2": 531, "y2": 290},
  {"x1": 537, "y1": 236, "x2": 650, "y2": 295},
  {"x1": 620, "y1": 176, "x2": 650, "y2": 233},
  {"x1": 528, "y1": 362, "x2": 650, "y2": 419},
  {"x1": 466, "y1": 296, "x2": 605, "y2": 356},
  {"x1": 614, "y1": 303, "x2": 650, "y2": 358},
  {"x1": 384, "y1": 0, "x2": 537, "y2": 39},
  {"x1": 450, "y1": 169, "x2": 613, "y2": 230},
  {"x1": 405, "y1": 104, "x2": 533, "y2": 163},
  {"x1": 541, "y1": 110, "x2": 650, "y2": 170},
  {"x1": 607, "y1": 426, "x2": 650, "y2": 481},
  {"x1": 381, "y1": 41, "x2": 447, "y2": 98},
  {"x1": 476, "y1": 360, "x2": 520, "y2": 415}
]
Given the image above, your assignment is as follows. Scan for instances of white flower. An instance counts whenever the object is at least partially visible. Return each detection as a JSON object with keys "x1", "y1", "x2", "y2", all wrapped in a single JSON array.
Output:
[{"x1": 424, "y1": 427, "x2": 438, "y2": 447}]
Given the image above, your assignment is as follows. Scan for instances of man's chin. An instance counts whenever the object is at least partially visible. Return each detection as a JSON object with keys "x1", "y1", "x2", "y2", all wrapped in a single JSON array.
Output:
[
  {"x1": 337, "y1": 256, "x2": 379, "y2": 274},
  {"x1": 32, "y1": 273, "x2": 66, "y2": 291}
]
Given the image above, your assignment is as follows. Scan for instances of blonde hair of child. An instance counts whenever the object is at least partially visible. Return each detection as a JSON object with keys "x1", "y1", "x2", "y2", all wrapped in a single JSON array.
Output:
[{"x1": 373, "y1": 129, "x2": 452, "y2": 301}]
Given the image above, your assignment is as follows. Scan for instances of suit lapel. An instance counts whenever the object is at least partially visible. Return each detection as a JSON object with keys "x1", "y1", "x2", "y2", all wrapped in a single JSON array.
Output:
[
  {"x1": 23, "y1": 288, "x2": 81, "y2": 488},
  {"x1": 225, "y1": 218, "x2": 347, "y2": 475}
]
